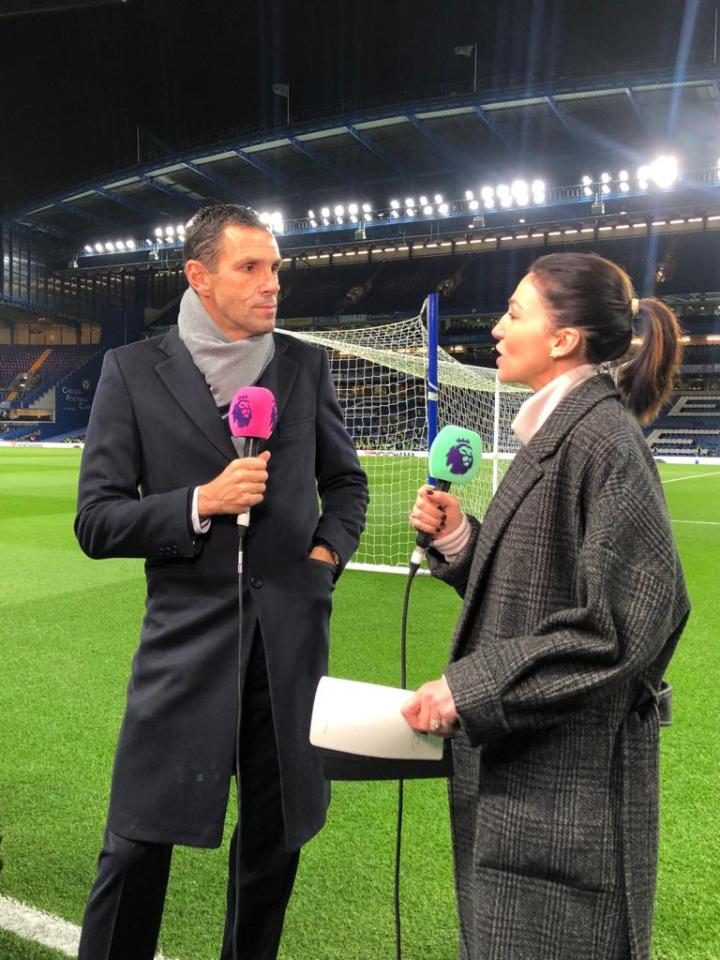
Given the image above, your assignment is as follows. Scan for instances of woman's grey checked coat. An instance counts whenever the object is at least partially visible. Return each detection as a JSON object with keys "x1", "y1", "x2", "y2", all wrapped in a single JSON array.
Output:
[{"x1": 430, "y1": 374, "x2": 690, "y2": 960}]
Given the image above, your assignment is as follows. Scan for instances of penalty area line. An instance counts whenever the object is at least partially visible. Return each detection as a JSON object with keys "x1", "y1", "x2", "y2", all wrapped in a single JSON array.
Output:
[{"x1": 0, "y1": 894, "x2": 176, "y2": 959}]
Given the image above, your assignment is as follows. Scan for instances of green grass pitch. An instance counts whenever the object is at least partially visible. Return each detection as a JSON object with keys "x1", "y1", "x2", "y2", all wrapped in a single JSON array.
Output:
[{"x1": 0, "y1": 448, "x2": 719, "y2": 959}]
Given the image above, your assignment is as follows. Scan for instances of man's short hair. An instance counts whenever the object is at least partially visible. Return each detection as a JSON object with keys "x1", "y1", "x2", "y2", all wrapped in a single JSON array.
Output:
[{"x1": 183, "y1": 204, "x2": 270, "y2": 269}]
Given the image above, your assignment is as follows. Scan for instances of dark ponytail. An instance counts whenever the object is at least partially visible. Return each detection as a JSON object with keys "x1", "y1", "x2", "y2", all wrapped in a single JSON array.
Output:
[
  {"x1": 529, "y1": 253, "x2": 683, "y2": 424},
  {"x1": 616, "y1": 298, "x2": 682, "y2": 424}
]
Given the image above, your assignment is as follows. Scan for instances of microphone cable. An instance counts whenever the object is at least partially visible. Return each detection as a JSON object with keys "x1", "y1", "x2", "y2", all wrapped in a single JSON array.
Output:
[
  {"x1": 231, "y1": 522, "x2": 247, "y2": 960},
  {"x1": 393, "y1": 558, "x2": 421, "y2": 960}
]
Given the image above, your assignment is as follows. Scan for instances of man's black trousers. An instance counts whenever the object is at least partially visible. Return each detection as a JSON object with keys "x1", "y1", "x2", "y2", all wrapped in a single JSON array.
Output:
[{"x1": 77, "y1": 629, "x2": 300, "y2": 960}]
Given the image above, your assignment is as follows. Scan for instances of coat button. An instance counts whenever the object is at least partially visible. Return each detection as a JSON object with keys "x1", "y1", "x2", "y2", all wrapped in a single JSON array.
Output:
[{"x1": 250, "y1": 575, "x2": 263, "y2": 589}]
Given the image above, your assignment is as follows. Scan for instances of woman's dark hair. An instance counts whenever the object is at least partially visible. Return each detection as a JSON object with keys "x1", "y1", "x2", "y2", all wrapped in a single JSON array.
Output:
[
  {"x1": 529, "y1": 252, "x2": 682, "y2": 424},
  {"x1": 183, "y1": 204, "x2": 269, "y2": 269}
]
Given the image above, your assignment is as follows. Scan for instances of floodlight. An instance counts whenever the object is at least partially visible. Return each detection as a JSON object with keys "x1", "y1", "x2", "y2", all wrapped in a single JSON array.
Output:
[
  {"x1": 434, "y1": 193, "x2": 443, "y2": 203},
  {"x1": 583, "y1": 186, "x2": 593, "y2": 197},
  {"x1": 95, "y1": 243, "x2": 104, "y2": 252},
  {"x1": 84, "y1": 245, "x2": 93, "y2": 254},
  {"x1": 438, "y1": 203, "x2": 449, "y2": 215},
  {"x1": 600, "y1": 172, "x2": 611, "y2": 183},
  {"x1": 154, "y1": 227, "x2": 163, "y2": 237},
  {"x1": 511, "y1": 179, "x2": 528, "y2": 197},
  {"x1": 618, "y1": 170, "x2": 629, "y2": 181},
  {"x1": 650, "y1": 155, "x2": 678, "y2": 188},
  {"x1": 321, "y1": 217, "x2": 330, "y2": 226},
  {"x1": 405, "y1": 208, "x2": 416, "y2": 217},
  {"x1": 310, "y1": 219, "x2": 318, "y2": 228},
  {"x1": 620, "y1": 182, "x2": 630, "y2": 192},
  {"x1": 601, "y1": 184, "x2": 610, "y2": 194},
  {"x1": 404, "y1": 198, "x2": 415, "y2": 208},
  {"x1": 166, "y1": 226, "x2": 175, "y2": 236},
  {"x1": 497, "y1": 183, "x2": 510, "y2": 196},
  {"x1": 390, "y1": 199, "x2": 400, "y2": 209},
  {"x1": 419, "y1": 195, "x2": 428, "y2": 205},
  {"x1": 465, "y1": 190, "x2": 474, "y2": 200},
  {"x1": 336, "y1": 216, "x2": 344, "y2": 225},
  {"x1": 362, "y1": 202, "x2": 372, "y2": 213},
  {"x1": 468, "y1": 199, "x2": 479, "y2": 211},
  {"x1": 350, "y1": 214, "x2": 358, "y2": 223},
  {"x1": 334, "y1": 205, "x2": 344, "y2": 216},
  {"x1": 531, "y1": 179, "x2": 545, "y2": 193},
  {"x1": 390, "y1": 210, "x2": 399, "y2": 218},
  {"x1": 308, "y1": 209, "x2": 315, "y2": 218},
  {"x1": 423, "y1": 204, "x2": 433, "y2": 215},
  {"x1": 363, "y1": 212, "x2": 372, "y2": 222},
  {"x1": 104, "y1": 242, "x2": 114, "y2": 252},
  {"x1": 483, "y1": 197, "x2": 495, "y2": 210},
  {"x1": 581, "y1": 175, "x2": 592, "y2": 186},
  {"x1": 127, "y1": 240, "x2": 136, "y2": 250},
  {"x1": 348, "y1": 203, "x2": 359, "y2": 215},
  {"x1": 480, "y1": 186, "x2": 494, "y2": 200},
  {"x1": 320, "y1": 207, "x2": 330, "y2": 218},
  {"x1": 116, "y1": 241, "x2": 126, "y2": 251}
]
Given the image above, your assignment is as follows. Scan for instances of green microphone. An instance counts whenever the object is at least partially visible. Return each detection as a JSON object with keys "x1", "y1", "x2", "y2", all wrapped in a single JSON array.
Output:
[{"x1": 411, "y1": 425, "x2": 483, "y2": 567}]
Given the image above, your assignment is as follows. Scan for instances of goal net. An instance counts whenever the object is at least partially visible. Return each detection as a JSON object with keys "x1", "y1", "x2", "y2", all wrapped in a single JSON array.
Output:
[{"x1": 282, "y1": 306, "x2": 529, "y2": 573}]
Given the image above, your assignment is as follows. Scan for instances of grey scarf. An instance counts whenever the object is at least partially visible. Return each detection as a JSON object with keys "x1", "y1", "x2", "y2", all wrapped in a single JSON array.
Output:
[{"x1": 177, "y1": 287, "x2": 275, "y2": 407}]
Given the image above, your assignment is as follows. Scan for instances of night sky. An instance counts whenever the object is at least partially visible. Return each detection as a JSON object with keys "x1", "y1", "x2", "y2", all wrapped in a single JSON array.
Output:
[{"x1": 0, "y1": 0, "x2": 712, "y2": 214}]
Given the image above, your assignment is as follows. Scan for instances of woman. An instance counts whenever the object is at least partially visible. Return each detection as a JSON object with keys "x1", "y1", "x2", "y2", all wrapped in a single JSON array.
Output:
[{"x1": 402, "y1": 252, "x2": 690, "y2": 960}]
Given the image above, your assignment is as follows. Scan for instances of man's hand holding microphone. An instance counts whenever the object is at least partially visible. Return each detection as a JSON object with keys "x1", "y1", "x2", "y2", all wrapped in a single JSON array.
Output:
[{"x1": 198, "y1": 452, "x2": 271, "y2": 518}]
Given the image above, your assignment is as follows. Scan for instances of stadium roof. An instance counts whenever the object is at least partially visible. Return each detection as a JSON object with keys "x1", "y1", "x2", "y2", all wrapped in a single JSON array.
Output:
[{"x1": 7, "y1": 65, "x2": 720, "y2": 247}]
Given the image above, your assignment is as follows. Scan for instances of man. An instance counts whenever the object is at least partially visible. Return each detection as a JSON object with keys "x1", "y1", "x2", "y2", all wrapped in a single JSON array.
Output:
[{"x1": 75, "y1": 204, "x2": 368, "y2": 960}]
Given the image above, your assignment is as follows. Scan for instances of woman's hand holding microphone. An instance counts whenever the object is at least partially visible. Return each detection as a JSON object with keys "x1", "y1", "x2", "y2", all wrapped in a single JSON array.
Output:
[
  {"x1": 408, "y1": 484, "x2": 463, "y2": 541},
  {"x1": 403, "y1": 483, "x2": 464, "y2": 737}
]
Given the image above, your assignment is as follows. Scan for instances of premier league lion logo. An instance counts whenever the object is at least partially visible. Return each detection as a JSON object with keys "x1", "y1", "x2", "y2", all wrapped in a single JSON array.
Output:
[
  {"x1": 231, "y1": 394, "x2": 253, "y2": 430},
  {"x1": 446, "y1": 438, "x2": 474, "y2": 476}
]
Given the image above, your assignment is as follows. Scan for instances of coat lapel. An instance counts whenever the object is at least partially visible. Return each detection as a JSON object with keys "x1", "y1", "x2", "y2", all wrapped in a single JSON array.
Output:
[
  {"x1": 154, "y1": 329, "x2": 235, "y2": 461},
  {"x1": 256, "y1": 333, "x2": 299, "y2": 432},
  {"x1": 451, "y1": 374, "x2": 621, "y2": 657},
  {"x1": 451, "y1": 448, "x2": 543, "y2": 655},
  {"x1": 154, "y1": 330, "x2": 299, "y2": 461}
]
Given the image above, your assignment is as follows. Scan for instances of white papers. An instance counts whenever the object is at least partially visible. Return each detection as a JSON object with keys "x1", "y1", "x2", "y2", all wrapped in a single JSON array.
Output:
[{"x1": 309, "y1": 676, "x2": 445, "y2": 761}]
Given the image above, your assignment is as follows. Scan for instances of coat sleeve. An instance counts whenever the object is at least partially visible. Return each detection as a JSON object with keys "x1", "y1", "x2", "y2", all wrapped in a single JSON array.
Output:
[
  {"x1": 444, "y1": 446, "x2": 689, "y2": 746},
  {"x1": 74, "y1": 350, "x2": 198, "y2": 560},
  {"x1": 311, "y1": 352, "x2": 369, "y2": 570},
  {"x1": 426, "y1": 516, "x2": 481, "y2": 597}
]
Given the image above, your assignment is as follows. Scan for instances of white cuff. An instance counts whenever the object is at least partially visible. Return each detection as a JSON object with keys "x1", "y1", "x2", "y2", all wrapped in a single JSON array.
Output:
[
  {"x1": 432, "y1": 514, "x2": 470, "y2": 561},
  {"x1": 192, "y1": 487, "x2": 212, "y2": 536}
]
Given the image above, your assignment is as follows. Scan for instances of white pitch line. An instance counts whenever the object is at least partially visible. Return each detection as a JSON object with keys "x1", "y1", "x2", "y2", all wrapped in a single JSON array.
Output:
[
  {"x1": 662, "y1": 471, "x2": 720, "y2": 484},
  {"x1": 671, "y1": 519, "x2": 720, "y2": 526},
  {"x1": 0, "y1": 894, "x2": 176, "y2": 959}
]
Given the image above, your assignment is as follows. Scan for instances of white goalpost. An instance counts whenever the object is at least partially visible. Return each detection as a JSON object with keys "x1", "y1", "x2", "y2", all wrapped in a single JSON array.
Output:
[{"x1": 283, "y1": 299, "x2": 529, "y2": 573}]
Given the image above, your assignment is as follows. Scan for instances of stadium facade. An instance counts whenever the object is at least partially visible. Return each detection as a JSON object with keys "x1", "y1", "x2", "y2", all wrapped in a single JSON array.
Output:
[{"x1": 2, "y1": 58, "x2": 720, "y2": 451}]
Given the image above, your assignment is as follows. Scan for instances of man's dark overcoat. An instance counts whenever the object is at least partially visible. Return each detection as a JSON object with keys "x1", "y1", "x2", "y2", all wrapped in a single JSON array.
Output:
[
  {"x1": 431, "y1": 375, "x2": 690, "y2": 960},
  {"x1": 75, "y1": 328, "x2": 368, "y2": 851}
]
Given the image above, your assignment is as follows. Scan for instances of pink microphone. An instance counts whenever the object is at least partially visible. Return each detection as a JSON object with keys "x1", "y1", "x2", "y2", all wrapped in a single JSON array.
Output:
[
  {"x1": 228, "y1": 386, "x2": 277, "y2": 456},
  {"x1": 227, "y1": 386, "x2": 277, "y2": 533}
]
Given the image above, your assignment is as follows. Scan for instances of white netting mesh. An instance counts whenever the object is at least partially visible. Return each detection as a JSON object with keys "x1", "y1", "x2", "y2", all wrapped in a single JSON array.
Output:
[{"x1": 281, "y1": 309, "x2": 529, "y2": 572}]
